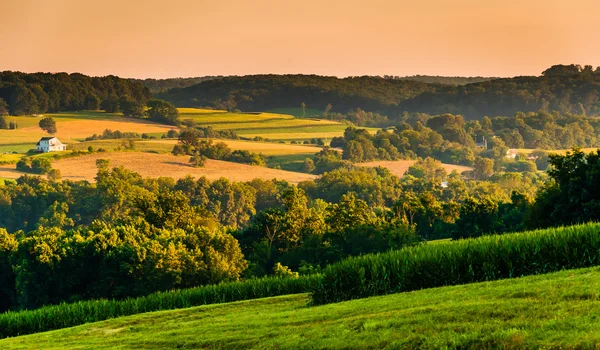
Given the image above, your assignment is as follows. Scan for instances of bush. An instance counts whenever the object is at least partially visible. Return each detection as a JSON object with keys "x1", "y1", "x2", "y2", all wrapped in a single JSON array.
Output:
[
  {"x1": 0, "y1": 274, "x2": 321, "y2": 339},
  {"x1": 311, "y1": 223, "x2": 600, "y2": 305}
]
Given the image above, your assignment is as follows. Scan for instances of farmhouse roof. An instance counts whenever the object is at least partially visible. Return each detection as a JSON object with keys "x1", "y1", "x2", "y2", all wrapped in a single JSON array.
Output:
[{"x1": 39, "y1": 137, "x2": 57, "y2": 141}]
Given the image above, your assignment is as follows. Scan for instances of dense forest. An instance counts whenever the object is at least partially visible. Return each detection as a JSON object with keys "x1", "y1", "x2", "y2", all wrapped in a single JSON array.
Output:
[
  {"x1": 0, "y1": 72, "x2": 150, "y2": 116},
  {"x1": 130, "y1": 76, "x2": 222, "y2": 93},
  {"x1": 157, "y1": 74, "x2": 438, "y2": 113},
  {"x1": 159, "y1": 65, "x2": 600, "y2": 120},
  {"x1": 385, "y1": 75, "x2": 495, "y2": 85}
]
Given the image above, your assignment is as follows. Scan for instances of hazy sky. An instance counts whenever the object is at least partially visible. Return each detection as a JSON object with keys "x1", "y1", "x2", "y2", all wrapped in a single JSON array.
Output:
[{"x1": 1, "y1": 0, "x2": 598, "y2": 78}]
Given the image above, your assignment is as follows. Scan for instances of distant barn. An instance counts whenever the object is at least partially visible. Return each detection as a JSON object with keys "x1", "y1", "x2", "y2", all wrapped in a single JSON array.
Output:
[{"x1": 36, "y1": 137, "x2": 67, "y2": 153}]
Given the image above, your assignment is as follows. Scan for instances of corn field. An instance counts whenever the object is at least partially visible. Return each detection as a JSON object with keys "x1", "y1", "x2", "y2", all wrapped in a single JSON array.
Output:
[
  {"x1": 311, "y1": 223, "x2": 600, "y2": 305},
  {"x1": 0, "y1": 274, "x2": 321, "y2": 339}
]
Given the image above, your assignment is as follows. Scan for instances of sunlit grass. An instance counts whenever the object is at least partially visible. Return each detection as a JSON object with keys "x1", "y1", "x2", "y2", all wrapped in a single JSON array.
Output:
[{"x1": 4, "y1": 267, "x2": 600, "y2": 349}]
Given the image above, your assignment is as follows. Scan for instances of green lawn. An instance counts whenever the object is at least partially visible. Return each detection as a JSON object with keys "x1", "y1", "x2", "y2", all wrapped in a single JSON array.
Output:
[{"x1": 4, "y1": 267, "x2": 600, "y2": 349}]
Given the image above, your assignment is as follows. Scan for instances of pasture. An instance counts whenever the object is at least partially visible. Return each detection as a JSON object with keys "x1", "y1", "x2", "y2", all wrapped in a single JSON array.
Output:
[
  {"x1": 29, "y1": 152, "x2": 317, "y2": 183},
  {"x1": 177, "y1": 108, "x2": 352, "y2": 140},
  {"x1": 0, "y1": 111, "x2": 176, "y2": 149},
  {"x1": 3, "y1": 266, "x2": 600, "y2": 349}
]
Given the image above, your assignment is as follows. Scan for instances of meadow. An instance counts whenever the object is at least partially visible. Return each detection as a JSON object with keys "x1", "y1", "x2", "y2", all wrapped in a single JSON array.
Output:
[
  {"x1": 3, "y1": 266, "x2": 600, "y2": 349},
  {"x1": 0, "y1": 112, "x2": 175, "y2": 148},
  {"x1": 28, "y1": 152, "x2": 318, "y2": 183},
  {"x1": 177, "y1": 108, "x2": 353, "y2": 140},
  {"x1": 0, "y1": 275, "x2": 321, "y2": 339}
]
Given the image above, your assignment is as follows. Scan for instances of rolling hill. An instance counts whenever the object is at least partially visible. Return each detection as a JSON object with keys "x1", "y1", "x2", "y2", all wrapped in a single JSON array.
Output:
[{"x1": 3, "y1": 266, "x2": 600, "y2": 349}]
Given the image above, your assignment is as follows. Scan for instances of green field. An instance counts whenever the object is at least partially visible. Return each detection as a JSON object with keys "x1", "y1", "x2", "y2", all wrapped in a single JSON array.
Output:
[
  {"x1": 177, "y1": 108, "x2": 350, "y2": 141},
  {"x1": 266, "y1": 107, "x2": 325, "y2": 117},
  {"x1": 3, "y1": 267, "x2": 600, "y2": 349}
]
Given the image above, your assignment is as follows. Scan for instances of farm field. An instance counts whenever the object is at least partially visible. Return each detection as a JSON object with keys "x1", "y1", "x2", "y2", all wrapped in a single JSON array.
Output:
[
  {"x1": 0, "y1": 152, "x2": 317, "y2": 183},
  {"x1": 177, "y1": 108, "x2": 356, "y2": 141},
  {"x1": 0, "y1": 111, "x2": 176, "y2": 148},
  {"x1": 4, "y1": 266, "x2": 600, "y2": 349},
  {"x1": 358, "y1": 160, "x2": 472, "y2": 177},
  {"x1": 516, "y1": 147, "x2": 600, "y2": 155}
]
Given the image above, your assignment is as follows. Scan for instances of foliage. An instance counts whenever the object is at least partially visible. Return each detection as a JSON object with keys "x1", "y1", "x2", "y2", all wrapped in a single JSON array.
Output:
[
  {"x1": 38, "y1": 117, "x2": 57, "y2": 134},
  {"x1": 85, "y1": 129, "x2": 141, "y2": 141},
  {"x1": 529, "y1": 148, "x2": 600, "y2": 227},
  {"x1": 0, "y1": 72, "x2": 150, "y2": 115},
  {"x1": 147, "y1": 99, "x2": 180, "y2": 125},
  {"x1": 311, "y1": 223, "x2": 600, "y2": 304},
  {"x1": 0, "y1": 274, "x2": 320, "y2": 339}
]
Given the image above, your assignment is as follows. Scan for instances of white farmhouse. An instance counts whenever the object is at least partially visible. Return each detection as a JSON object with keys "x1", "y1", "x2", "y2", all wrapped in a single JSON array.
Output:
[{"x1": 36, "y1": 137, "x2": 67, "y2": 153}]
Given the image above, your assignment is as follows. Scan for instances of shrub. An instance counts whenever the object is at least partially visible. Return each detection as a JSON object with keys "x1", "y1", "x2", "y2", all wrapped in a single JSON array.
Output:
[{"x1": 311, "y1": 223, "x2": 600, "y2": 305}]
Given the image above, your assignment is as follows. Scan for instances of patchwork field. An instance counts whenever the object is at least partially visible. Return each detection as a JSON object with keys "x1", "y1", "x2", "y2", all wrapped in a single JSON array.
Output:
[
  {"x1": 177, "y1": 108, "x2": 354, "y2": 140},
  {"x1": 3, "y1": 266, "x2": 600, "y2": 349},
  {"x1": 358, "y1": 160, "x2": 473, "y2": 177},
  {"x1": 0, "y1": 112, "x2": 175, "y2": 148},
  {"x1": 7, "y1": 152, "x2": 317, "y2": 183}
]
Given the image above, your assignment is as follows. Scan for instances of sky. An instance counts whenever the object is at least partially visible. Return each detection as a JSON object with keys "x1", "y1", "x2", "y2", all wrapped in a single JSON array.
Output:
[{"x1": 1, "y1": 0, "x2": 598, "y2": 78}]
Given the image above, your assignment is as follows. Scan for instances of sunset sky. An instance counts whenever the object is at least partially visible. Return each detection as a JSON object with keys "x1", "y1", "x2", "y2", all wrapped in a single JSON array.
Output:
[{"x1": 1, "y1": 0, "x2": 598, "y2": 78}]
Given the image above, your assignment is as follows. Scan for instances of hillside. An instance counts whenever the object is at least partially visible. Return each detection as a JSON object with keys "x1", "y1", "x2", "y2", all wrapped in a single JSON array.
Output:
[
  {"x1": 1, "y1": 152, "x2": 317, "y2": 183},
  {"x1": 130, "y1": 76, "x2": 223, "y2": 93},
  {"x1": 157, "y1": 74, "x2": 438, "y2": 114},
  {"x1": 159, "y1": 69, "x2": 600, "y2": 119},
  {"x1": 3, "y1": 266, "x2": 600, "y2": 349}
]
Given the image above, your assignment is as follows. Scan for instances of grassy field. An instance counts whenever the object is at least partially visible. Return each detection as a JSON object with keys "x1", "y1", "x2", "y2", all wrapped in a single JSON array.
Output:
[
  {"x1": 266, "y1": 107, "x2": 325, "y2": 117},
  {"x1": 516, "y1": 147, "x2": 600, "y2": 155},
  {"x1": 177, "y1": 108, "x2": 354, "y2": 141},
  {"x1": 0, "y1": 112, "x2": 176, "y2": 148},
  {"x1": 358, "y1": 160, "x2": 473, "y2": 177},
  {"x1": 4, "y1": 266, "x2": 600, "y2": 349},
  {"x1": 3, "y1": 152, "x2": 317, "y2": 183}
]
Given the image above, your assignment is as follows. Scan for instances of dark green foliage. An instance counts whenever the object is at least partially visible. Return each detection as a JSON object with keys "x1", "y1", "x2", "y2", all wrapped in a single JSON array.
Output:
[
  {"x1": 119, "y1": 96, "x2": 145, "y2": 117},
  {"x1": 38, "y1": 117, "x2": 57, "y2": 134},
  {"x1": 0, "y1": 72, "x2": 150, "y2": 114},
  {"x1": 174, "y1": 138, "x2": 266, "y2": 166},
  {"x1": 147, "y1": 99, "x2": 180, "y2": 125},
  {"x1": 0, "y1": 274, "x2": 321, "y2": 339},
  {"x1": 530, "y1": 148, "x2": 600, "y2": 227},
  {"x1": 158, "y1": 74, "x2": 436, "y2": 113},
  {"x1": 15, "y1": 158, "x2": 52, "y2": 174},
  {"x1": 85, "y1": 129, "x2": 140, "y2": 141},
  {"x1": 311, "y1": 223, "x2": 600, "y2": 304},
  {"x1": 0, "y1": 116, "x2": 7, "y2": 129},
  {"x1": 159, "y1": 68, "x2": 600, "y2": 119},
  {"x1": 0, "y1": 98, "x2": 8, "y2": 116},
  {"x1": 132, "y1": 76, "x2": 222, "y2": 93}
]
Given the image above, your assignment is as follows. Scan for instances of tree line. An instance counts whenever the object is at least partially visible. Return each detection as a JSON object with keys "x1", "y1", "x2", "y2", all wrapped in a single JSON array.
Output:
[
  {"x1": 2, "y1": 145, "x2": 579, "y2": 312},
  {"x1": 158, "y1": 65, "x2": 600, "y2": 120}
]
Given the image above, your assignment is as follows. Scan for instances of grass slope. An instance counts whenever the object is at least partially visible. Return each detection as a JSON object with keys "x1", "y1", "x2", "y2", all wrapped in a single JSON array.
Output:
[
  {"x1": 46, "y1": 152, "x2": 317, "y2": 183},
  {"x1": 3, "y1": 267, "x2": 600, "y2": 349}
]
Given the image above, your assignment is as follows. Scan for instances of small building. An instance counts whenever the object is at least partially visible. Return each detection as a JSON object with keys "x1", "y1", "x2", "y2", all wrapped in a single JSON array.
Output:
[
  {"x1": 506, "y1": 149, "x2": 518, "y2": 159},
  {"x1": 475, "y1": 136, "x2": 488, "y2": 149},
  {"x1": 36, "y1": 137, "x2": 66, "y2": 153}
]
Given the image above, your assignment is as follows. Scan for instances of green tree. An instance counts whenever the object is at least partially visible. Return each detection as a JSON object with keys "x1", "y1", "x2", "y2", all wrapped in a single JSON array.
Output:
[
  {"x1": 119, "y1": 96, "x2": 145, "y2": 117},
  {"x1": 471, "y1": 156, "x2": 494, "y2": 179},
  {"x1": 147, "y1": 99, "x2": 180, "y2": 125},
  {"x1": 39, "y1": 117, "x2": 57, "y2": 134},
  {"x1": 0, "y1": 98, "x2": 8, "y2": 116},
  {"x1": 300, "y1": 102, "x2": 306, "y2": 117},
  {"x1": 10, "y1": 85, "x2": 38, "y2": 115},
  {"x1": 0, "y1": 116, "x2": 7, "y2": 130},
  {"x1": 84, "y1": 93, "x2": 101, "y2": 110}
]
